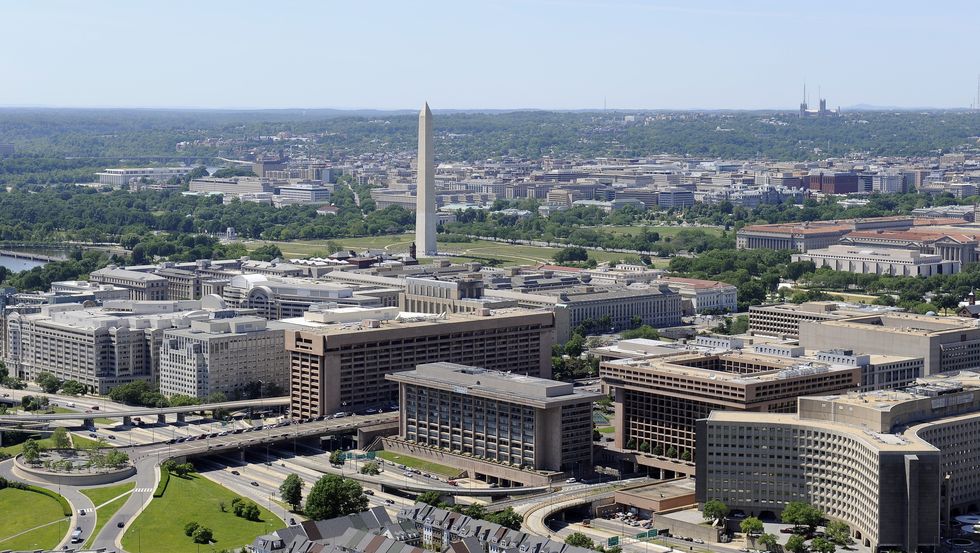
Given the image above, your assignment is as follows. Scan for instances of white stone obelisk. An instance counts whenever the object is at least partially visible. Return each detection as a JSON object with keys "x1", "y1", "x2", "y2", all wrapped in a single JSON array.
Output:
[{"x1": 415, "y1": 102, "x2": 437, "y2": 256}]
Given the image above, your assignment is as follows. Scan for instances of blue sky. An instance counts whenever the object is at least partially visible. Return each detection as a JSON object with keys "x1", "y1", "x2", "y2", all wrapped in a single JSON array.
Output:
[{"x1": 2, "y1": 0, "x2": 978, "y2": 110}]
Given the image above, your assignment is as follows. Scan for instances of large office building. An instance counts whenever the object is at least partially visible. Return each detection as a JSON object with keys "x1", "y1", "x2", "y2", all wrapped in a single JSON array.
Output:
[
  {"x1": 287, "y1": 307, "x2": 556, "y2": 419},
  {"x1": 49, "y1": 280, "x2": 131, "y2": 302},
  {"x1": 799, "y1": 311, "x2": 980, "y2": 375},
  {"x1": 90, "y1": 266, "x2": 169, "y2": 301},
  {"x1": 96, "y1": 167, "x2": 192, "y2": 187},
  {"x1": 221, "y1": 274, "x2": 392, "y2": 320},
  {"x1": 747, "y1": 301, "x2": 899, "y2": 339},
  {"x1": 696, "y1": 370, "x2": 980, "y2": 552},
  {"x1": 657, "y1": 276, "x2": 737, "y2": 314},
  {"x1": 793, "y1": 244, "x2": 959, "y2": 276},
  {"x1": 735, "y1": 216, "x2": 915, "y2": 252},
  {"x1": 159, "y1": 315, "x2": 295, "y2": 399},
  {"x1": 188, "y1": 177, "x2": 277, "y2": 195},
  {"x1": 600, "y1": 350, "x2": 861, "y2": 476},
  {"x1": 387, "y1": 362, "x2": 601, "y2": 480},
  {"x1": 4, "y1": 301, "x2": 209, "y2": 393}
]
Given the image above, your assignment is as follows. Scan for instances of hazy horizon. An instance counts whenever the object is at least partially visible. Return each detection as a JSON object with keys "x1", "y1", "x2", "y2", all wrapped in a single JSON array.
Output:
[{"x1": 3, "y1": 0, "x2": 979, "y2": 111}]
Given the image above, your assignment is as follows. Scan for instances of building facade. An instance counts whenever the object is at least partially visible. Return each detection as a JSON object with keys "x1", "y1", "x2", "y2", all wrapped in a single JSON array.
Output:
[
  {"x1": 388, "y1": 362, "x2": 600, "y2": 475},
  {"x1": 159, "y1": 315, "x2": 293, "y2": 398},
  {"x1": 90, "y1": 267, "x2": 169, "y2": 301},
  {"x1": 287, "y1": 308, "x2": 556, "y2": 419}
]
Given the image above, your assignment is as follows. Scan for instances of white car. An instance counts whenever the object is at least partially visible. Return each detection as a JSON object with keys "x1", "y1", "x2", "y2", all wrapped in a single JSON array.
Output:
[{"x1": 565, "y1": 478, "x2": 577, "y2": 484}]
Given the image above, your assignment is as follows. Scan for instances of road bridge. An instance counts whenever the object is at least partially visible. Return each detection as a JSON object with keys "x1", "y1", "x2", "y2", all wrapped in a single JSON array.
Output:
[{"x1": 0, "y1": 396, "x2": 290, "y2": 427}]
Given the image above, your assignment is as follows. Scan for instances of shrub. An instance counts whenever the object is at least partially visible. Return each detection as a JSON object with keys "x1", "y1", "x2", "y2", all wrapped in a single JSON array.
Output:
[{"x1": 184, "y1": 521, "x2": 200, "y2": 537}]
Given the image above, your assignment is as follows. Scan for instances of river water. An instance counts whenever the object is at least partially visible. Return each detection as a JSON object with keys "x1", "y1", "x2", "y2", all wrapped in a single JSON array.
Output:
[{"x1": 0, "y1": 248, "x2": 69, "y2": 272}]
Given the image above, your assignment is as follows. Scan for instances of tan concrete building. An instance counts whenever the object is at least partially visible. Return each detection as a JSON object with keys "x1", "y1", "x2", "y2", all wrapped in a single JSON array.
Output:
[
  {"x1": 159, "y1": 316, "x2": 296, "y2": 399},
  {"x1": 792, "y1": 244, "x2": 958, "y2": 276},
  {"x1": 90, "y1": 266, "x2": 169, "y2": 301},
  {"x1": 387, "y1": 362, "x2": 600, "y2": 479},
  {"x1": 748, "y1": 301, "x2": 899, "y2": 339},
  {"x1": 601, "y1": 350, "x2": 861, "y2": 477},
  {"x1": 696, "y1": 372, "x2": 980, "y2": 552},
  {"x1": 4, "y1": 301, "x2": 209, "y2": 393},
  {"x1": 799, "y1": 312, "x2": 980, "y2": 375},
  {"x1": 287, "y1": 308, "x2": 556, "y2": 419}
]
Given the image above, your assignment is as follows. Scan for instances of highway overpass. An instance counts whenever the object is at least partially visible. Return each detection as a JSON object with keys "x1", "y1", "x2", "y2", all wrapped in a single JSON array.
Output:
[{"x1": 0, "y1": 396, "x2": 290, "y2": 426}]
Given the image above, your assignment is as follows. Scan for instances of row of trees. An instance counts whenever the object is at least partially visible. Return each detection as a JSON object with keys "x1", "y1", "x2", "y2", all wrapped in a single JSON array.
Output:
[{"x1": 704, "y1": 500, "x2": 852, "y2": 553}]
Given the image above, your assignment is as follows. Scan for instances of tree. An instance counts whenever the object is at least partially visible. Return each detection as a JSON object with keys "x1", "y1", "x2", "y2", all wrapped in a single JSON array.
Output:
[
  {"x1": 183, "y1": 521, "x2": 199, "y2": 537},
  {"x1": 329, "y1": 450, "x2": 345, "y2": 466},
  {"x1": 702, "y1": 499, "x2": 729, "y2": 522},
  {"x1": 60, "y1": 380, "x2": 86, "y2": 395},
  {"x1": 811, "y1": 537, "x2": 836, "y2": 553},
  {"x1": 487, "y1": 507, "x2": 523, "y2": 531},
  {"x1": 36, "y1": 371, "x2": 62, "y2": 394},
  {"x1": 740, "y1": 516, "x2": 764, "y2": 536},
  {"x1": 360, "y1": 461, "x2": 381, "y2": 475},
  {"x1": 785, "y1": 534, "x2": 807, "y2": 553},
  {"x1": 304, "y1": 475, "x2": 368, "y2": 521},
  {"x1": 666, "y1": 446, "x2": 678, "y2": 458},
  {"x1": 251, "y1": 244, "x2": 283, "y2": 262},
  {"x1": 418, "y1": 491, "x2": 442, "y2": 506},
  {"x1": 553, "y1": 247, "x2": 588, "y2": 264},
  {"x1": 564, "y1": 532, "x2": 594, "y2": 549},
  {"x1": 22, "y1": 439, "x2": 41, "y2": 464},
  {"x1": 233, "y1": 499, "x2": 261, "y2": 521},
  {"x1": 825, "y1": 520, "x2": 851, "y2": 546},
  {"x1": 280, "y1": 474, "x2": 304, "y2": 511},
  {"x1": 758, "y1": 533, "x2": 779, "y2": 552},
  {"x1": 620, "y1": 325, "x2": 660, "y2": 340},
  {"x1": 52, "y1": 427, "x2": 71, "y2": 449},
  {"x1": 781, "y1": 501, "x2": 824, "y2": 531},
  {"x1": 192, "y1": 526, "x2": 213, "y2": 544}
]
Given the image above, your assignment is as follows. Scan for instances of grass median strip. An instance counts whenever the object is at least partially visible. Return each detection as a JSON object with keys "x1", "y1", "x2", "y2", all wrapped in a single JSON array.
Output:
[
  {"x1": 81, "y1": 482, "x2": 135, "y2": 549},
  {"x1": 121, "y1": 472, "x2": 282, "y2": 553}
]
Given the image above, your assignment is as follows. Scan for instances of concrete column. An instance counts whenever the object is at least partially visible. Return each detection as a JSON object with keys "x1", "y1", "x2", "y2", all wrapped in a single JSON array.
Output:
[
  {"x1": 123, "y1": 416, "x2": 132, "y2": 426},
  {"x1": 83, "y1": 418, "x2": 94, "y2": 428},
  {"x1": 176, "y1": 412, "x2": 186, "y2": 423},
  {"x1": 157, "y1": 414, "x2": 166, "y2": 424}
]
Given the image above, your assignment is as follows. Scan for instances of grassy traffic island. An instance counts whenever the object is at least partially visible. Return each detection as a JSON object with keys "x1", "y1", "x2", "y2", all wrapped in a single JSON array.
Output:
[
  {"x1": 81, "y1": 481, "x2": 136, "y2": 549},
  {"x1": 0, "y1": 486, "x2": 69, "y2": 551},
  {"x1": 122, "y1": 472, "x2": 283, "y2": 553}
]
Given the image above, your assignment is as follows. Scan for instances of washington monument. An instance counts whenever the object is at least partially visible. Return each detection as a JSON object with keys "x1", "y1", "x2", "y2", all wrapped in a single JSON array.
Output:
[{"x1": 415, "y1": 102, "x2": 437, "y2": 256}]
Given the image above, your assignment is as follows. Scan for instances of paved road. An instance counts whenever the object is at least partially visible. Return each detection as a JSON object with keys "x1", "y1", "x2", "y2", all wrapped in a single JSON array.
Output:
[{"x1": 0, "y1": 458, "x2": 100, "y2": 550}]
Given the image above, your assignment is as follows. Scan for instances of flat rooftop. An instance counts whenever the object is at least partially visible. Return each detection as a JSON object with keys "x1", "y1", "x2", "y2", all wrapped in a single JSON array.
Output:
[
  {"x1": 807, "y1": 370, "x2": 980, "y2": 411},
  {"x1": 286, "y1": 308, "x2": 554, "y2": 336},
  {"x1": 816, "y1": 312, "x2": 980, "y2": 336},
  {"x1": 387, "y1": 362, "x2": 601, "y2": 407},
  {"x1": 707, "y1": 410, "x2": 933, "y2": 452},
  {"x1": 605, "y1": 351, "x2": 854, "y2": 385}
]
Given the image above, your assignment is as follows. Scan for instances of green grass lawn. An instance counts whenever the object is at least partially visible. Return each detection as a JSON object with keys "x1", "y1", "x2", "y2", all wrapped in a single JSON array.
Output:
[
  {"x1": 69, "y1": 433, "x2": 105, "y2": 450},
  {"x1": 121, "y1": 473, "x2": 283, "y2": 553},
  {"x1": 81, "y1": 481, "x2": 135, "y2": 508},
  {"x1": 376, "y1": 451, "x2": 462, "y2": 478},
  {"x1": 81, "y1": 482, "x2": 135, "y2": 549},
  {"x1": 0, "y1": 488, "x2": 68, "y2": 551},
  {"x1": 597, "y1": 426, "x2": 616, "y2": 434},
  {"x1": 0, "y1": 436, "x2": 56, "y2": 457},
  {"x1": 253, "y1": 233, "x2": 670, "y2": 268}
]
